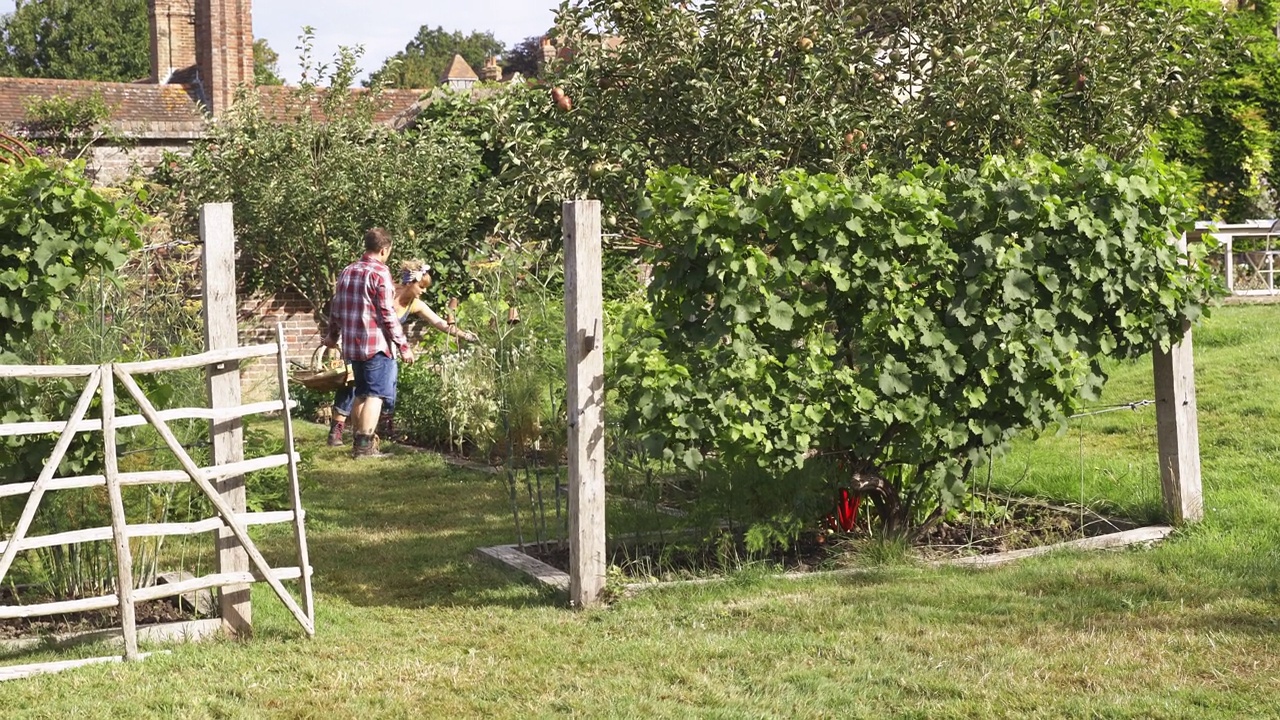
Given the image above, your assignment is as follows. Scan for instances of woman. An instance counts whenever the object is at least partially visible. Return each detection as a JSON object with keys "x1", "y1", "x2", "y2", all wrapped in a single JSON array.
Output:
[{"x1": 328, "y1": 259, "x2": 478, "y2": 446}]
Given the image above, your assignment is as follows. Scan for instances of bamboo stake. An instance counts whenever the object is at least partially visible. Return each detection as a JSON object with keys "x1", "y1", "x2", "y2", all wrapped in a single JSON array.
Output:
[
  {"x1": 275, "y1": 323, "x2": 314, "y2": 630},
  {"x1": 113, "y1": 366, "x2": 314, "y2": 636},
  {"x1": 101, "y1": 368, "x2": 139, "y2": 661},
  {"x1": 0, "y1": 368, "x2": 103, "y2": 585}
]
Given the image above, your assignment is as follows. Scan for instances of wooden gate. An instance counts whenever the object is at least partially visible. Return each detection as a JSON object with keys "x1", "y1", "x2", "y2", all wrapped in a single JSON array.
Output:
[{"x1": 0, "y1": 326, "x2": 312, "y2": 681}]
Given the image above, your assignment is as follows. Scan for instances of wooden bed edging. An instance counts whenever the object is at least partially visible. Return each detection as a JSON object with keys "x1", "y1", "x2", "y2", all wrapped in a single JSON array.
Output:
[{"x1": 475, "y1": 525, "x2": 1176, "y2": 597}]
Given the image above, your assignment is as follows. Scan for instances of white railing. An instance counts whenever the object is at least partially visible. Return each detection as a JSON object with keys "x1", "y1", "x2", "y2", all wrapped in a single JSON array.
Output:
[{"x1": 1196, "y1": 219, "x2": 1280, "y2": 296}]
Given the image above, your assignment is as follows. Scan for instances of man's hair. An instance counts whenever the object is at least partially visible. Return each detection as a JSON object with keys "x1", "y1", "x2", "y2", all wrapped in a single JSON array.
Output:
[{"x1": 363, "y1": 227, "x2": 393, "y2": 253}]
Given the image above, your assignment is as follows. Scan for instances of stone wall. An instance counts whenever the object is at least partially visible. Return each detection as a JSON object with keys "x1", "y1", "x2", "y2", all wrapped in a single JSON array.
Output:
[{"x1": 90, "y1": 141, "x2": 192, "y2": 186}]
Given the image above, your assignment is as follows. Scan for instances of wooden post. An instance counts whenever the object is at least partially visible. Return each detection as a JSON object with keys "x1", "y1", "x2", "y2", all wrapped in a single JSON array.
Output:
[
  {"x1": 101, "y1": 367, "x2": 139, "y2": 660},
  {"x1": 201, "y1": 202, "x2": 251, "y2": 635},
  {"x1": 1223, "y1": 235, "x2": 1234, "y2": 293},
  {"x1": 563, "y1": 200, "x2": 606, "y2": 607},
  {"x1": 1154, "y1": 233, "x2": 1203, "y2": 524},
  {"x1": 275, "y1": 323, "x2": 315, "y2": 631}
]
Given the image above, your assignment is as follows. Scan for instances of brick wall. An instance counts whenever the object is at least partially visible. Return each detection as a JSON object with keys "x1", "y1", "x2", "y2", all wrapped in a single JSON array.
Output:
[{"x1": 237, "y1": 290, "x2": 323, "y2": 401}]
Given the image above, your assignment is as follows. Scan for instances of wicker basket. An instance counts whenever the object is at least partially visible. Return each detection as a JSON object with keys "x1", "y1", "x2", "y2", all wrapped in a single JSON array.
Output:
[{"x1": 290, "y1": 346, "x2": 350, "y2": 392}]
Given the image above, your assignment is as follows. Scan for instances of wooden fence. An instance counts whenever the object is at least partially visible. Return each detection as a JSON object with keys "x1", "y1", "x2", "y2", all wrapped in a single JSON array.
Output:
[{"x1": 0, "y1": 325, "x2": 312, "y2": 681}]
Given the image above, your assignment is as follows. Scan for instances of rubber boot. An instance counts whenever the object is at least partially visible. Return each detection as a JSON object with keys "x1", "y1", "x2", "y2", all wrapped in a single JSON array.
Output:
[{"x1": 327, "y1": 419, "x2": 346, "y2": 447}]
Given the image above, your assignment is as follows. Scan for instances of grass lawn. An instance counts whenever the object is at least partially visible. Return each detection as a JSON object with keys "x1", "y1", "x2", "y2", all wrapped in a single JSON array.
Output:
[{"x1": 2, "y1": 305, "x2": 1279, "y2": 718}]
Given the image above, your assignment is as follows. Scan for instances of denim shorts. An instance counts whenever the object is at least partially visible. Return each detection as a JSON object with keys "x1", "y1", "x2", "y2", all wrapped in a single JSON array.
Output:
[
  {"x1": 351, "y1": 352, "x2": 397, "y2": 402},
  {"x1": 332, "y1": 383, "x2": 396, "y2": 416}
]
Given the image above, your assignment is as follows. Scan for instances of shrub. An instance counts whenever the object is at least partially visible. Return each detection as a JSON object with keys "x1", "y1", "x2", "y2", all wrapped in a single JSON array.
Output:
[{"x1": 623, "y1": 149, "x2": 1220, "y2": 535}]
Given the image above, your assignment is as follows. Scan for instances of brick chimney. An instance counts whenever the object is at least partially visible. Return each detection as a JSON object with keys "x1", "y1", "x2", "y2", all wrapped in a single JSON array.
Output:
[
  {"x1": 479, "y1": 56, "x2": 502, "y2": 82},
  {"x1": 196, "y1": 0, "x2": 255, "y2": 116},
  {"x1": 148, "y1": 0, "x2": 253, "y2": 115},
  {"x1": 149, "y1": 0, "x2": 198, "y2": 82}
]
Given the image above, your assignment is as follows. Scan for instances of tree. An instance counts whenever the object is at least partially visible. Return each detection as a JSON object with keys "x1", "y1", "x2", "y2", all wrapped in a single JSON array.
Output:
[
  {"x1": 503, "y1": 35, "x2": 545, "y2": 79},
  {"x1": 163, "y1": 39, "x2": 490, "y2": 322},
  {"x1": 412, "y1": 0, "x2": 1226, "y2": 247},
  {"x1": 254, "y1": 38, "x2": 284, "y2": 86},
  {"x1": 0, "y1": 0, "x2": 150, "y2": 81},
  {"x1": 367, "y1": 26, "x2": 505, "y2": 89}
]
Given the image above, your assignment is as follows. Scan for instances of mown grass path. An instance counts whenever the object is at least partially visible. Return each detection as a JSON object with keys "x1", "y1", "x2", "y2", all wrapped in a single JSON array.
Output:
[{"x1": 2, "y1": 306, "x2": 1279, "y2": 718}]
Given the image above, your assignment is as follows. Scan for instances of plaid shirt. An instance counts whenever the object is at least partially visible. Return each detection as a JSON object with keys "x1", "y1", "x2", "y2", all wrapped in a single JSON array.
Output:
[{"x1": 323, "y1": 254, "x2": 409, "y2": 362}]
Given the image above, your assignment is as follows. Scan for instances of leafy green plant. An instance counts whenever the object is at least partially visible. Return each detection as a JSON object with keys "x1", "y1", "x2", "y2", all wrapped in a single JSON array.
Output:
[
  {"x1": 0, "y1": 158, "x2": 144, "y2": 352},
  {"x1": 395, "y1": 361, "x2": 450, "y2": 448},
  {"x1": 243, "y1": 425, "x2": 315, "y2": 513},
  {"x1": 18, "y1": 92, "x2": 120, "y2": 160},
  {"x1": 624, "y1": 150, "x2": 1220, "y2": 536}
]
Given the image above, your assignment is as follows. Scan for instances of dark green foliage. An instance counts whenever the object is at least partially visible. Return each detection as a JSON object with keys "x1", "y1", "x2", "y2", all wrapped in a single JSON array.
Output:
[
  {"x1": 243, "y1": 425, "x2": 315, "y2": 512},
  {"x1": 395, "y1": 362, "x2": 449, "y2": 449},
  {"x1": 503, "y1": 36, "x2": 545, "y2": 79},
  {"x1": 495, "y1": 0, "x2": 1225, "y2": 241},
  {"x1": 254, "y1": 38, "x2": 285, "y2": 86},
  {"x1": 0, "y1": 0, "x2": 150, "y2": 81},
  {"x1": 1159, "y1": 0, "x2": 1280, "y2": 220},
  {"x1": 367, "y1": 26, "x2": 505, "y2": 89},
  {"x1": 624, "y1": 150, "x2": 1221, "y2": 533}
]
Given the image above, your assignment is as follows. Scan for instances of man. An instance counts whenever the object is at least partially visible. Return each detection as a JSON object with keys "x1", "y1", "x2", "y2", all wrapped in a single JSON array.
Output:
[{"x1": 322, "y1": 227, "x2": 416, "y2": 458}]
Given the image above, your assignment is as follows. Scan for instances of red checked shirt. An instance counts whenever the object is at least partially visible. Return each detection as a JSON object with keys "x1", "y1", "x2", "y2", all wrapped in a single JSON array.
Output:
[{"x1": 323, "y1": 254, "x2": 410, "y2": 362}]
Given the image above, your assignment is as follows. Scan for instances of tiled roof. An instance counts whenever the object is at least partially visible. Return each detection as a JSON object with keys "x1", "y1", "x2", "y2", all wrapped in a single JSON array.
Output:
[
  {"x1": 0, "y1": 78, "x2": 429, "y2": 138},
  {"x1": 441, "y1": 54, "x2": 479, "y2": 82},
  {"x1": 0, "y1": 77, "x2": 206, "y2": 138},
  {"x1": 253, "y1": 86, "x2": 429, "y2": 125}
]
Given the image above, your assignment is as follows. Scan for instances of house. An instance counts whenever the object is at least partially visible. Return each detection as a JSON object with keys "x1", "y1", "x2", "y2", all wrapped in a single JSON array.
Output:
[{"x1": 441, "y1": 54, "x2": 480, "y2": 91}]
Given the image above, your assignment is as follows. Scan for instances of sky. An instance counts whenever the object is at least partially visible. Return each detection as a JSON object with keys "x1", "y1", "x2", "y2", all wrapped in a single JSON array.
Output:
[
  {"x1": 0, "y1": 1, "x2": 564, "y2": 84},
  {"x1": 254, "y1": 1, "x2": 562, "y2": 84}
]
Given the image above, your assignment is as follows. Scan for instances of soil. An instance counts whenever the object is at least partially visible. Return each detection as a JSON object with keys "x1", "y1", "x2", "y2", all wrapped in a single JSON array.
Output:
[
  {"x1": 525, "y1": 495, "x2": 1143, "y2": 580},
  {"x1": 0, "y1": 587, "x2": 202, "y2": 641}
]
